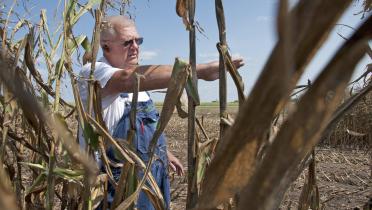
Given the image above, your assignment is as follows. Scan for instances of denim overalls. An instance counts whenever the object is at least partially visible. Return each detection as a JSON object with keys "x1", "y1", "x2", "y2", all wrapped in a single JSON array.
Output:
[{"x1": 102, "y1": 93, "x2": 170, "y2": 210}]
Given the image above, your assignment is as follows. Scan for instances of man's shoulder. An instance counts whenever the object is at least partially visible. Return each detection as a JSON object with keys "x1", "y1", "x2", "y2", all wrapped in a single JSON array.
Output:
[
  {"x1": 79, "y1": 59, "x2": 112, "y2": 77},
  {"x1": 79, "y1": 63, "x2": 91, "y2": 75}
]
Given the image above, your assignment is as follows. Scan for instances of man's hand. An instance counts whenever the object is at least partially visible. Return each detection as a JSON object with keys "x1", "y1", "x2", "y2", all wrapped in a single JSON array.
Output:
[
  {"x1": 167, "y1": 150, "x2": 184, "y2": 176},
  {"x1": 102, "y1": 58, "x2": 244, "y2": 97},
  {"x1": 197, "y1": 58, "x2": 245, "y2": 81}
]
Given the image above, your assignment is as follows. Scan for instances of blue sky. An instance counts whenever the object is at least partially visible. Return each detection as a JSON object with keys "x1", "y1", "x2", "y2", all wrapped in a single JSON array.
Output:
[{"x1": 7, "y1": 0, "x2": 371, "y2": 102}]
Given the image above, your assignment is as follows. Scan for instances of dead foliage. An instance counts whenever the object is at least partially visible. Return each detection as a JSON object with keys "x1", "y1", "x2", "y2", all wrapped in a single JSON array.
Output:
[{"x1": 0, "y1": 0, "x2": 371, "y2": 210}]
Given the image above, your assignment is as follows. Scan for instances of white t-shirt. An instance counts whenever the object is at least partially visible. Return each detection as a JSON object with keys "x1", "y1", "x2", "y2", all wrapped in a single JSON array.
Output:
[{"x1": 78, "y1": 57, "x2": 150, "y2": 146}]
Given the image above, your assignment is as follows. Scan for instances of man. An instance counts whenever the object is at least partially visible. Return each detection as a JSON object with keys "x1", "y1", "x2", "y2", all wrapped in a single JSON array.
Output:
[{"x1": 78, "y1": 15, "x2": 244, "y2": 209}]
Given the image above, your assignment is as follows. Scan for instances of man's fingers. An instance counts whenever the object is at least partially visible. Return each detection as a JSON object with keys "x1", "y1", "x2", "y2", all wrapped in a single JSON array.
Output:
[
  {"x1": 177, "y1": 168, "x2": 183, "y2": 176},
  {"x1": 176, "y1": 165, "x2": 184, "y2": 176},
  {"x1": 170, "y1": 159, "x2": 185, "y2": 176},
  {"x1": 169, "y1": 162, "x2": 177, "y2": 172},
  {"x1": 232, "y1": 58, "x2": 245, "y2": 69},
  {"x1": 179, "y1": 166, "x2": 185, "y2": 176},
  {"x1": 176, "y1": 163, "x2": 184, "y2": 175},
  {"x1": 167, "y1": 151, "x2": 185, "y2": 176}
]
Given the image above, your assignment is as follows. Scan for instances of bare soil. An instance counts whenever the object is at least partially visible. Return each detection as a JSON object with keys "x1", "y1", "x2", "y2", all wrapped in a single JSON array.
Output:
[{"x1": 164, "y1": 107, "x2": 371, "y2": 210}]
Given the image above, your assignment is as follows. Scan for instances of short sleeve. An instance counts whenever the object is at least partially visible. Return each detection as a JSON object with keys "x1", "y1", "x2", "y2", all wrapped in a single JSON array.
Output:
[
  {"x1": 80, "y1": 61, "x2": 120, "y2": 89},
  {"x1": 78, "y1": 59, "x2": 122, "y2": 103}
]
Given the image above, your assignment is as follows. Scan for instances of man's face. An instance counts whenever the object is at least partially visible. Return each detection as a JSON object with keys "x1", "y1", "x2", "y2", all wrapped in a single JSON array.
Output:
[{"x1": 105, "y1": 25, "x2": 141, "y2": 69}]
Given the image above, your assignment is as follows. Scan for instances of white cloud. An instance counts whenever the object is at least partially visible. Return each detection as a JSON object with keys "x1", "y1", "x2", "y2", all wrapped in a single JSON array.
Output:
[
  {"x1": 140, "y1": 51, "x2": 158, "y2": 60},
  {"x1": 256, "y1": 15, "x2": 273, "y2": 22}
]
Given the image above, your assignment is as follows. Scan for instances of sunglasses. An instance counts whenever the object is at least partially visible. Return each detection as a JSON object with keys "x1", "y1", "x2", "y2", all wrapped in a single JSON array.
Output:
[{"x1": 122, "y1": 37, "x2": 144, "y2": 47}]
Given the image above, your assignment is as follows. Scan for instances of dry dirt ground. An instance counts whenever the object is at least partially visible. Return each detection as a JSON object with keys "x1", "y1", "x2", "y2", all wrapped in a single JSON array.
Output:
[
  {"x1": 12, "y1": 106, "x2": 370, "y2": 209},
  {"x1": 164, "y1": 107, "x2": 371, "y2": 210}
]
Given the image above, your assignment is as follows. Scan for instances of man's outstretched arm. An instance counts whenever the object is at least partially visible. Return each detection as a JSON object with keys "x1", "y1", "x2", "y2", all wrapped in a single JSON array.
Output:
[{"x1": 101, "y1": 58, "x2": 244, "y2": 97}]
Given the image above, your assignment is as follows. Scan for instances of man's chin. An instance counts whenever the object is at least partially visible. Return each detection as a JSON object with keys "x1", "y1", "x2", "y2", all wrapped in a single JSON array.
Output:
[
  {"x1": 127, "y1": 58, "x2": 138, "y2": 65},
  {"x1": 122, "y1": 60, "x2": 138, "y2": 69}
]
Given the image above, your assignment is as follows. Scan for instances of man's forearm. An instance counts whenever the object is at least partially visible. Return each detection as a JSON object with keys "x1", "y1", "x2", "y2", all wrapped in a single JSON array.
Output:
[
  {"x1": 103, "y1": 64, "x2": 173, "y2": 96},
  {"x1": 102, "y1": 60, "x2": 224, "y2": 96}
]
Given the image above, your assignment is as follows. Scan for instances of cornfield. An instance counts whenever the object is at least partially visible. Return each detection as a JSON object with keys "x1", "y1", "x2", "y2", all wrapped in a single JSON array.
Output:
[
  {"x1": 0, "y1": 0, "x2": 371, "y2": 210},
  {"x1": 323, "y1": 91, "x2": 371, "y2": 148}
]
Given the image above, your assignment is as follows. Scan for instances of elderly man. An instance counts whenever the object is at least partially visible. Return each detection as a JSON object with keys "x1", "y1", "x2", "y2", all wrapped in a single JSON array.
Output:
[{"x1": 78, "y1": 15, "x2": 244, "y2": 209}]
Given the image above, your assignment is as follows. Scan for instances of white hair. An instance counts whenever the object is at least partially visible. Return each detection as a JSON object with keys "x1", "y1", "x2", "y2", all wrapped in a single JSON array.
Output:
[{"x1": 100, "y1": 15, "x2": 135, "y2": 45}]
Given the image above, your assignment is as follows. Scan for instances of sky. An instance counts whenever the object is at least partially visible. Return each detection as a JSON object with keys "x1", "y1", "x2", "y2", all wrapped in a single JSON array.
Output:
[{"x1": 6, "y1": 0, "x2": 371, "y2": 102}]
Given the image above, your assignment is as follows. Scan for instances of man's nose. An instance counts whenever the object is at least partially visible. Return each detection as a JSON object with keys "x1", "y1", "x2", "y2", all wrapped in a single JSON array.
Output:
[{"x1": 130, "y1": 40, "x2": 139, "y2": 49}]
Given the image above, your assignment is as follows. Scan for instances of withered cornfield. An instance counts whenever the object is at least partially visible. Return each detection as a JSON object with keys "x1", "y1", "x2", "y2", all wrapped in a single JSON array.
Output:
[{"x1": 0, "y1": 0, "x2": 371, "y2": 210}]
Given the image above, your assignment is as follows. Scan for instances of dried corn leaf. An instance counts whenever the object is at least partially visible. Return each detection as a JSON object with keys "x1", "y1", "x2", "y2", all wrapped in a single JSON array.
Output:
[
  {"x1": 176, "y1": 0, "x2": 191, "y2": 29},
  {"x1": 9, "y1": 19, "x2": 27, "y2": 43},
  {"x1": 176, "y1": 91, "x2": 188, "y2": 118},
  {"x1": 142, "y1": 185, "x2": 164, "y2": 210},
  {"x1": 38, "y1": 31, "x2": 53, "y2": 75},
  {"x1": 197, "y1": 0, "x2": 353, "y2": 208},
  {"x1": 82, "y1": 36, "x2": 92, "y2": 64},
  {"x1": 24, "y1": 33, "x2": 72, "y2": 108},
  {"x1": 185, "y1": 75, "x2": 200, "y2": 105},
  {"x1": 0, "y1": 51, "x2": 99, "y2": 183},
  {"x1": 155, "y1": 58, "x2": 190, "y2": 133},
  {"x1": 0, "y1": 164, "x2": 18, "y2": 210},
  {"x1": 86, "y1": 115, "x2": 164, "y2": 201},
  {"x1": 91, "y1": 174, "x2": 108, "y2": 209},
  {"x1": 298, "y1": 152, "x2": 319, "y2": 210},
  {"x1": 70, "y1": 0, "x2": 101, "y2": 25},
  {"x1": 216, "y1": 43, "x2": 245, "y2": 105},
  {"x1": 40, "y1": 9, "x2": 53, "y2": 46},
  {"x1": 25, "y1": 173, "x2": 45, "y2": 197},
  {"x1": 1, "y1": 0, "x2": 16, "y2": 50},
  {"x1": 66, "y1": 35, "x2": 87, "y2": 55},
  {"x1": 20, "y1": 162, "x2": 84, "y2": 184},
  {"x1": 346, "y1": 128, "x2": 367, "y2": 137},
  {"x1": 111, "y1": 74, "x2": 141, "y2": 210},
  {"x1": 237, "y1": 15, "x2": 371, "y2": 210}
]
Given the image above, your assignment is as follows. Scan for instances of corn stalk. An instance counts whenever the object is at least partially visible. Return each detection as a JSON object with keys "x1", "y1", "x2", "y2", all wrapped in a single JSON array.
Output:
[
  {"x1": 236, "y1": 14, "x2": 371, "y2": 210},
  {"x1": 0, "y1": 42, "x2": 100, "y2": 208},
  {"x1": 215, "y1": 0, "x2": 228, "y2": 140},
  {"x1": 197, "y1": 1, "x2": 354, "y2": 207},
  {"x1": 183, "y1": 0, "x2": 199, "y2": 208}
]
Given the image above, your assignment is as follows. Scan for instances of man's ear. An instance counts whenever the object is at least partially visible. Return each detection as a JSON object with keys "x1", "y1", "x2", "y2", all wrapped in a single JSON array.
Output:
[{"x1": 102, "y1": 44, "x2": 110, "y2": 52}]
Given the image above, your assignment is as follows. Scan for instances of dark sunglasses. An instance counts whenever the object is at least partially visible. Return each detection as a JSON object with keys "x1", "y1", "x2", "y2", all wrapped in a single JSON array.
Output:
[{"x1": 122, "y1": 37, "x2": 143, "y2": 47}]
